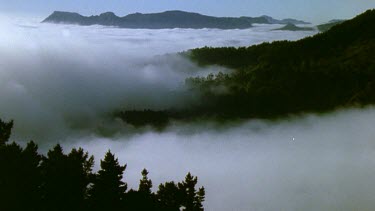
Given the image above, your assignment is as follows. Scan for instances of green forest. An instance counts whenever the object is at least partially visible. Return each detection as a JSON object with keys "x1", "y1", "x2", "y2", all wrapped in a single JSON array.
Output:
[
  {"x1": 120, "y1": 9, "x2": 375, "y2": 127},
  {"x1": 0, "y1": 119, "x2": 205, "y2": 211}
]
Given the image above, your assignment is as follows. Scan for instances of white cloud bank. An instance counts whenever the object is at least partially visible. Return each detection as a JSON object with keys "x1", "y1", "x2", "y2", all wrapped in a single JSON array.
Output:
[
  {"x1": 66, "y1": 107, "x2": 375, "y2": 211},
  {"x1": 0, "y1": 16, "x2": 316, "y2": 141},
  {"x1": 5, "y1": 16, "x2": 373, "y2": 211}
]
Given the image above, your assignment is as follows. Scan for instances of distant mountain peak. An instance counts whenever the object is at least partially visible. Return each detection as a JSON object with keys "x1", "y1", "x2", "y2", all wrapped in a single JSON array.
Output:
[
  {"x1": 42, "y1": 10, "x2": 310, "y2": 29},
  {"x1": 260, "y1": 15, "x2": 310, "y2": 24},
  {"x1": 163, "y1": 10, "x2": 193, "y2": 14},
  {"x1": 51, "y1": 11, "x2": 81, "y2": 16},
  {"x1": 273, "y1": 23, "x2": 315, "y2": 31},
  {"x1": 99, "y1": 12, "x2": 116, "y2": 17}
]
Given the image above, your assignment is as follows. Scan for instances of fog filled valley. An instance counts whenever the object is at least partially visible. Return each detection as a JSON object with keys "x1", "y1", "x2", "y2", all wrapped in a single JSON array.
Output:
[
  {"x1": 0, "y1": 16, "x2": 316, "y2": 141},
  {"x1": 1, "y1": 11, "x2": 375, "y2": 210}
]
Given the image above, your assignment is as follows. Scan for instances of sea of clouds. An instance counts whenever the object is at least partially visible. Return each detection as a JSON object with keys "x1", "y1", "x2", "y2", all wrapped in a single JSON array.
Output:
[
  {"x1": 0, "y1": 15, "x2": 316, "y2": 141},
  {"x1": 3, "y1": 15, "x2": 375, "y2": 211}
]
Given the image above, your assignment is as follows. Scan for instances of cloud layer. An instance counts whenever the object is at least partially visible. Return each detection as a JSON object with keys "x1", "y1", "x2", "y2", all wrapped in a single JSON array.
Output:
[
  {"x1": 4, "y1": 16, "x2": 369, "y2": 211},
  {"x1": 0, "y1": 17, "x2": 316, "y2": 141},
  {"x1": 66, "y1": 107, "x2": 375, "y2": 211}
]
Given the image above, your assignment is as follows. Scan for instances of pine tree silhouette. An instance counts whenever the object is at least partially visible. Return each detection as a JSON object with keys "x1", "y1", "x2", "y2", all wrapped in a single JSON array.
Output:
[
  {"x1": 0, "y1": 119, "x2": 13, "y2": 145},
  {"x1": 89, "y1": 150, "x2": 127, "y2": 210},
  {"x1": 178, "y1": 173, "x2": 205, "y2": 211},
  {"x1": 40, "y1": 145, "x2": 94, "y2": 211},
  {"x1": 0, "y1": 118, "x2": 206, "y2": 211},
  {"x1": 157, "y1": 181, "x2": 182, "y2": 211},
  {"x1": 139, "y1": 168, "x2": 152, "y2": 194}
]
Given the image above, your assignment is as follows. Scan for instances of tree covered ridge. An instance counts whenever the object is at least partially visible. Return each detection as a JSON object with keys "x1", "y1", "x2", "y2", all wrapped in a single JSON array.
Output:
[
  {"x1": 188, "y1": 9, "x2": 375, "y2": 68},
  {"x1": 0, "y1": 119, "x2": 205, "y2": 211},
  {"x1": 119, "y1": 9, "x2": 375, "y2": 127},
  {"x1": 183, "y1": 9, "x2": 375, "y2": 117}
]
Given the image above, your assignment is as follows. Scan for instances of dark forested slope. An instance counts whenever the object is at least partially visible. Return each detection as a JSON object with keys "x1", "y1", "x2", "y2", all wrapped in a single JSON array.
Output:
[
  {"x1": 185, "y1": 9, "x2": 375, "y2": 114},
  {"x1": 119, "y1": 10, "x2": 375, "y2": 126}
]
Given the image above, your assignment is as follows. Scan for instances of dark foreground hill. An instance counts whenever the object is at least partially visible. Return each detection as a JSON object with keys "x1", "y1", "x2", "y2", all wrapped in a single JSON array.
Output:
[
  {"x1": 118, "y1": 10, "x2": 375, "y2": 127},
  {"x1": 42, "y1": 10, "x2": 309, "y2": 29}
]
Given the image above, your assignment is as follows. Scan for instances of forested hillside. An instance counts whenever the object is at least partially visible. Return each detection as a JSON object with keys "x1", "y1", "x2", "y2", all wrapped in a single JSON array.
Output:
[
  {"x1": 119, "y1": 10, "x2": 375, "y2": 126},
  {"x1": 185, "y1": 9, "x2": 375, "y2": 118}
]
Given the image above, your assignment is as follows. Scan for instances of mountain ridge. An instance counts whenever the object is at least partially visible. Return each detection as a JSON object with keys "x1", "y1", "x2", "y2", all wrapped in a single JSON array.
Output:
[
  {"x1": 42, "y1": 10, "x2": 310, "y2": 29},
  {"x1": 273, "y1": 23, "x2": 315, "y2": 31},
  {"x1": 118, "y1": 9, "x2": 375, "y2": 127}
]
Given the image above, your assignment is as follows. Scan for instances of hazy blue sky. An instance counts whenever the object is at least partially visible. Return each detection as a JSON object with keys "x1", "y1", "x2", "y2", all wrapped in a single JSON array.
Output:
[{"x1": 0, "y1": 0, "x2": 374, "y2": 23}]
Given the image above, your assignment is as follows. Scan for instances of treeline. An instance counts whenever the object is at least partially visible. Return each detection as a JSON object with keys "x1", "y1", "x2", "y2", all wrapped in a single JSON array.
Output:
[
  {"x1": 0, "y1": 119, "x2": 205, "y2": 211},
  {"x1": 119, "y1": 10, "x2": 375, "y2": 127},
  {"x1": 116, "y1": 110, "x2": 170, "y2": 129}
]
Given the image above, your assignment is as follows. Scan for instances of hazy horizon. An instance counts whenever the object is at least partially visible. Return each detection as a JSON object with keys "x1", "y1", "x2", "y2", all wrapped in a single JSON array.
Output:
[{"x1": 1, "y1": 0, "x2": 374, "y2": 24}]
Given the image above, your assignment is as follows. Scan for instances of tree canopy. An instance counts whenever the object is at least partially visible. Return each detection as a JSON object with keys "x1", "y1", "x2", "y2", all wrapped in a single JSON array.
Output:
[{"x1": 0, "y1": 119, "x2": 205, "y2": 210}]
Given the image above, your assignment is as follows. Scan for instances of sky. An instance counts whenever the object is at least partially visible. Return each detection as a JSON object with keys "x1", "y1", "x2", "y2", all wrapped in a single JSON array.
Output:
[{"x1": 0, "y1": 0, "x2": 374, "y2": 23}]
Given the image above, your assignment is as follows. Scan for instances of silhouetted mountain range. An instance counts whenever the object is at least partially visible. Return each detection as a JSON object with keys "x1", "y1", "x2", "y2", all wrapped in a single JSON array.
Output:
[
  {"x1": 273, "y1": 23, "x2": 315, "y2": 31},
  {"x1": 260, "y1": 15, "x2": 310, "y2": 25},
  {"x1": 42, "y1": 10, "x2": 310, "y2": 29}
]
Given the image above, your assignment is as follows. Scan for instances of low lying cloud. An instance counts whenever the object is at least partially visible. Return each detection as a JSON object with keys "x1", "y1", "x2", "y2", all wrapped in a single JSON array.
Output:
[
  {"x1": 0, "y1": 16, "x2": 316, "y2": 141},
  {"x1": 65, "y1": 107, "x2": 375, "y2": 211},
  {"x1": 1, "y1": 15, "x2": 373, "y2": 211}
]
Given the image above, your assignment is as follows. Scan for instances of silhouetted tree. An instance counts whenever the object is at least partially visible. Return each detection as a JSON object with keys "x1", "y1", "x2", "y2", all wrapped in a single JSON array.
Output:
[
  {"x1": 19, "y1": 141, "x2": 43, "y2": 210},
  {"x1": 156, "y1": 173, "x2": 205, "y2": 211},
  {"x1": 124, "y1": 168, "x2": 161, "y2": 210},
  {"x1": 157, "y1": 181, "x2": 182, "y2": 211},
  {"x1": 0, "y1": 119, "x2": 13, "y2": 145},
  {"x1": 178, "y1": 173, "x2": 205, "y2": 211},
  {"x1": 89, "y1": 151, "x2": 127, "y2": 210},
  {"x1": 67, "y1": 148, "x2": 94, "y2": 210},
  {"x1": 40, "y1": 144, "x2": 68, "y2": 210},
  {"x1": 139, "y1": 168, "x2": 152, "y2": 194},
  {"x1": 0, "y1": 119, "x2": 42, "y2": 210},
  {"x1": 0, "y1": 142, "x2": 24, "y2": 210},
  {"x1": 0, "y1": 118, "x2": 206, "y2": 211},
  {"x1": 40, "y1": 145, "x2": 94, "y2": 211}
]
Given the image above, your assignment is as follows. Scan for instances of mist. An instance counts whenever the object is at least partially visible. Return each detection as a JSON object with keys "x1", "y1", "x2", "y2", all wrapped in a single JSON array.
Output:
[
  {"x1": 64, "y1": 107, "x2": 375, "y2": 211},
  {"x1": 0, "y1": 16, "x2": 317, "y2": 141},
  {"x1": 5, "y1": 15, "x2": 374, "y2": 211}
]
